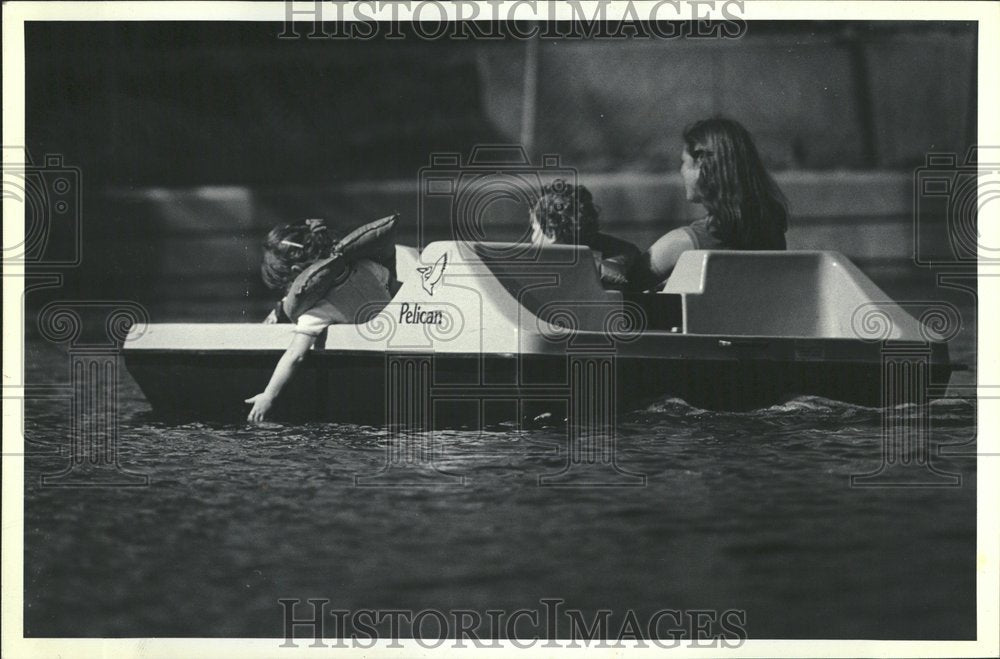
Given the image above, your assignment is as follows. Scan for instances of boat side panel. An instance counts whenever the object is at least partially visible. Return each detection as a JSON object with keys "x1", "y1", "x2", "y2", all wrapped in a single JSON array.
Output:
[{"x1": 125, "y1": 350, "x2": 949, "y2": 423}]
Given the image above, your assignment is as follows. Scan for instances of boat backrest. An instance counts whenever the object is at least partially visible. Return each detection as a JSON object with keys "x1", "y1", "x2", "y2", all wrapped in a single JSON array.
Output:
[
  {"x1": 470, "y1": 242, "x2": 624, "y2": 332},
  {"x1": 663, "y1": 250, "x2": 925, "y2": 339},
  {"x1": 395, "y1": 244, "x2": 420, "y2": 281}
]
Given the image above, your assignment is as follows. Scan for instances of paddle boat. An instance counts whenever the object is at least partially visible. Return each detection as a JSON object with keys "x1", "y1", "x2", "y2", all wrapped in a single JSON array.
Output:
[{"x1": 123, "y1": 241, "x2": 956, "y2": 424}]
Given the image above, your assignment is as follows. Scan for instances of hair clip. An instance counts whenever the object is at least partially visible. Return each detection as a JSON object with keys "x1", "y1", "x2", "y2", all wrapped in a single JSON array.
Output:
[{"x1": 280, "y1": 239, "x2": 304, "y2": 249}]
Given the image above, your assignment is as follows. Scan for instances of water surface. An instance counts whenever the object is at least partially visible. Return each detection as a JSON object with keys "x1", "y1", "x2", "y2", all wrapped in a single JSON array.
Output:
[{"x1": 23, "y1": 334, "x2": 977, "y2": 640}]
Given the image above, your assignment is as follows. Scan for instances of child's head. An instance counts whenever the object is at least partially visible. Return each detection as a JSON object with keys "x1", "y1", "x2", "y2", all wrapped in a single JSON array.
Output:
[
  {"x1": 261, "y1": 219, "x2": 337, "y2": 292},
  {"x1": 530, "y1": 180, "x2": 600, "y2": 247}
]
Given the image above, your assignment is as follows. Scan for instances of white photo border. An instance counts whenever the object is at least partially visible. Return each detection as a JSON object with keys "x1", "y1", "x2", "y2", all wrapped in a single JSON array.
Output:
[{"x1": 2, "y1": 1, "x2": 998, "y2": 657}]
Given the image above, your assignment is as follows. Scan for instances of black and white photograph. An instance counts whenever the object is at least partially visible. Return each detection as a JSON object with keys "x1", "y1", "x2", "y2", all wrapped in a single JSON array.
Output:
[{"x1": 2, "y1": 1, "x2": 998, "y2": 656}]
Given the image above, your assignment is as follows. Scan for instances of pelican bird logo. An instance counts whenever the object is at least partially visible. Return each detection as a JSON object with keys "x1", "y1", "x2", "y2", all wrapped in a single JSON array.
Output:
[{"x1": 416, "y1": 253, "x2": 447, "y2": 296}]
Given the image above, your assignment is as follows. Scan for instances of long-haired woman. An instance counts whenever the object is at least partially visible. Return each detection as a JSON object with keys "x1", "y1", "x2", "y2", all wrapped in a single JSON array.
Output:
[{"x1": 629, "y1": 117, "x2": 788, "y2": 290}]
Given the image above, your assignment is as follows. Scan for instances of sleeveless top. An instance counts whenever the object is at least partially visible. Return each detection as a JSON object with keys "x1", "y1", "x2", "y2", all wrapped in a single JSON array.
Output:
[{"x1": 681, "y1": 215, "x2": 786, "y2": 251}]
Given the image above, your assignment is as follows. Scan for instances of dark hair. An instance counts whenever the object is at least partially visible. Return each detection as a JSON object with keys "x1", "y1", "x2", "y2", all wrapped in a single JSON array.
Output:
[
  {"x1": 683, "y1": 117, "x2": 788, "y2": 249},
  {"x1": 260, "y1": 219, "x2": 337, "y2": 291},
  {"x1": 531, "y1": 179, "x2": 600, "y2": 246}
]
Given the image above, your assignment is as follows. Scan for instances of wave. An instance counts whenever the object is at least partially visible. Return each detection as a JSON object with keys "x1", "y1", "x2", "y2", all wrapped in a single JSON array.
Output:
[{"x1": 632, "y1": 394, "x2": 976, "y2": 421}]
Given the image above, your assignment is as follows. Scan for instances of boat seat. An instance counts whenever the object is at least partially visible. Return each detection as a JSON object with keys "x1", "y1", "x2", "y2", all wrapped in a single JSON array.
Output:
[{"x1": 663, "y1": 250, "x2": 924, "y2": 339}]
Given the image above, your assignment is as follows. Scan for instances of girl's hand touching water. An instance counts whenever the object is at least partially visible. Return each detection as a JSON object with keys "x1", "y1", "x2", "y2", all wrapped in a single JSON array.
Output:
[{"x1": 245, "y1": 393, "x2": 275, "y2": 423}]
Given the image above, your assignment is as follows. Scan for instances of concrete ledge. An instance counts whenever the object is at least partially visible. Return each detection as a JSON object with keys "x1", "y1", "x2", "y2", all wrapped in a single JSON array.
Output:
[
  {"x1": 101, "y1": 169, "x2": 917, "y2": 228},
  {"x1": 84, "y1": 171, "x2": 948, "y2": 319}
]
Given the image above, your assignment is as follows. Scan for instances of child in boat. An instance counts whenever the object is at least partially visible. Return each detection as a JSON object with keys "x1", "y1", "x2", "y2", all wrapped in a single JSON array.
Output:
[
  {"x1": 530, "y1": 179, "x2": 641, "y2": 289},
  {"x1": 245, "y1": 219, "x2": 393, "y2": 423}
]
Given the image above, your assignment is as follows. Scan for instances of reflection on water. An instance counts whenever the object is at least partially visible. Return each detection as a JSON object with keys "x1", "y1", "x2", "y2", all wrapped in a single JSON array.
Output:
[{"x1": 22, "y1": 338, "x2": 976, "y2": 640}]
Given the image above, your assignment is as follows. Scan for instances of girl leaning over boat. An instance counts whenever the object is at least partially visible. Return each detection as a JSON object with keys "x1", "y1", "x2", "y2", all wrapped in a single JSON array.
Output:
[
  {"x1": 628, "y1": 116, "x2": 789, "y2": 291},
  {"x1": 245, "y1": 218, "x2": 395, "y2": 423}
]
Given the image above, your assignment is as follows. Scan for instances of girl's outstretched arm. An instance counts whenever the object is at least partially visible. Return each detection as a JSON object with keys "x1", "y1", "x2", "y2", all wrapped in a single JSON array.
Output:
[{"x1": 245, "y1": 332, "x2": 316, "y2": 423}]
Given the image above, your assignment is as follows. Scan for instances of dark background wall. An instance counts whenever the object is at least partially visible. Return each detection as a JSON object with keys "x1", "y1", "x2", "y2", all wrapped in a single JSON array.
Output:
[{"x1": 22, "y1": 21, "x2": 977, "y2": 320}]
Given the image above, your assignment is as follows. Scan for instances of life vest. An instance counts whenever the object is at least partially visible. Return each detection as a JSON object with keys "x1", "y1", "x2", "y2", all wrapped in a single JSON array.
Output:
[{"x1": 281, "y1": 213, "x2": 398, "y2": 323}]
